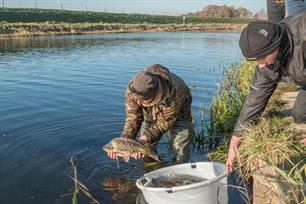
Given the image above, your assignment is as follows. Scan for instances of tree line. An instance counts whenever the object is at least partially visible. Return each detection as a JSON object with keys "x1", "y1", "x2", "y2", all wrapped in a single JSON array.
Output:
[{"x1": 184, "y1": 5, "x2": 267, "y2": 19}]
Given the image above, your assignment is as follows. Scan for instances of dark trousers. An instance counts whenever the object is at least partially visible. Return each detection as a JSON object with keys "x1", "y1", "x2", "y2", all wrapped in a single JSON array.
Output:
[
  {"x1": 266, "y1": 0, "x2": 306, "y2": 23},
  {"x1": 292, "y1": 87, "x2": 306, "y2": 123},
  {"x1": 140, "y1": 119, "x2": 194, "y2": 163},
  {"x1": 266, "y1": 0, "x2": 286, "y2": 23}
]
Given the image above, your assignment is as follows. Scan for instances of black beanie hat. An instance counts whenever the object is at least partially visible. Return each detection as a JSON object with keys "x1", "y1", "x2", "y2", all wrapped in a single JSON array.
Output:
[
  {"x1": 129, "y1": 71, "x2": 158, "y2": 100},
  {"x1": 239, "y1": 21, "x2": 283, "y2": 60}
]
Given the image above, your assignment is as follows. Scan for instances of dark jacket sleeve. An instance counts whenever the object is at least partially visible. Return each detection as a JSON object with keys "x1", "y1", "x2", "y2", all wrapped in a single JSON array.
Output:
[
  {"x1": 266, "y1": 0, "x2": 286, "y2": 23},
  {"x1": 233, "y1": 65, "x2": 280, "y2": 136}
]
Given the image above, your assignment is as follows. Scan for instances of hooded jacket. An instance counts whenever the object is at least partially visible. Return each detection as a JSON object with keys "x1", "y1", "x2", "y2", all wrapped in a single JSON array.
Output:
[
  {"x1": 120, "y1": 64, "x2": 192, "y2": 142},
  {"x1": 233, "y1": 10, "x2": 306, "y2": 136}
]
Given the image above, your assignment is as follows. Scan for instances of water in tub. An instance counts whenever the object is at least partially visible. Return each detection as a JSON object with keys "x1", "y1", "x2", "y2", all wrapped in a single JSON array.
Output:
[{"x1": 147, "y1": 174, "x2": 207, "y2": 188}]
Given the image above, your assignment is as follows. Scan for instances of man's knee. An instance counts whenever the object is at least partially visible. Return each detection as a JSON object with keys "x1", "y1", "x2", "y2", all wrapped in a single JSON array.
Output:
[
  {"x1": 292, "y1": 110, "x2": 306, "y2": 123},
  {"x1": 170, "y1": 120, "x2": 194, "y2": 162},
  {"x1": 292, "y1": 103, "x2": 306, "y2": 123},
  {"x1": 292, "y1": 89, "x2": 306, "y2": 123}
]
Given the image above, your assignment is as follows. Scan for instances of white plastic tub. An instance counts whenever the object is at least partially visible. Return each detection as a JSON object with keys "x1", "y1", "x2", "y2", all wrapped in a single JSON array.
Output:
[{"x1": 136, "y1": 162, "x2": 228, "y2": 204}]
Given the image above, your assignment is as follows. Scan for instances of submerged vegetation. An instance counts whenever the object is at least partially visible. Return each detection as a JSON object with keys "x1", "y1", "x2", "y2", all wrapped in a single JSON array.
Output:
[{"x1": 198, "y1": 60, "x2": 306, "y2": 203}]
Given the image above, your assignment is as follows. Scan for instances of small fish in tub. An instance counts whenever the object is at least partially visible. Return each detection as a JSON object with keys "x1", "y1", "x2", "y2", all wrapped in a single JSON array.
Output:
[{"x1": 147, "y1": 174, "x2": 207, "y2": 188}]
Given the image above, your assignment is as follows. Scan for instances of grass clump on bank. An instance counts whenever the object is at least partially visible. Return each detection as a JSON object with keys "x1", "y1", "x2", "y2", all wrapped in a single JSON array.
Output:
[
  {"x1": 239, "y1": 117, "x2": 305, "y2": 203},
  {"x1": 240, "y1": 117, "x2": 303, "y2": 171}
]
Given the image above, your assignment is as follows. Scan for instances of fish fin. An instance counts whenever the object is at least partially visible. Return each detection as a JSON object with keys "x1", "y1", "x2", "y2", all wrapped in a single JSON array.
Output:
[
  {"x1": 145, "y1": 148, "x2": 160, "y2": 162},
  {"x1": 123, "y1": 153, "x2": 130, "y2": 162}
]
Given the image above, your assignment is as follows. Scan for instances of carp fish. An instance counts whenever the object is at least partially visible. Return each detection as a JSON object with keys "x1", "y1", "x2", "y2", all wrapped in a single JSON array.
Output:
[{"x1": 103, "y1": 137, "x2": 159, "y2": 162}]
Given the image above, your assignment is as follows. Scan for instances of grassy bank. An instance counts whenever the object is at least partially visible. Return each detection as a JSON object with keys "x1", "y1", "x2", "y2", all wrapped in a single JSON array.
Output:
[
  {"x1": 0, "y1": 22, "x2": 246, "y2": 38},
  {"x1": 200, "y1": 61, "x2": 305, "y2": 203},
  {"x1": 0, "y1": 8, "x2": 250, "y2": 38}
]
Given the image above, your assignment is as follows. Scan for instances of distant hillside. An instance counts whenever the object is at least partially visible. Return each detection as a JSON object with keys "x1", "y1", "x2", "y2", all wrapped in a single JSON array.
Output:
[
  {"x1": 0, "y1": 8, "x2": 251, "y2": 24},
  {"x1": 184, "y1": 5, "x2": 253, "y2": 18}
]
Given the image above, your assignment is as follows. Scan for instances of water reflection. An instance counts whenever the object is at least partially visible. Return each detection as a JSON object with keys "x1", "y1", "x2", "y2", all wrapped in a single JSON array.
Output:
[
  {"x1": 0, "y1": 35, "x2": 158, "y2": 53},
  {"x1": 102, "y1": 176, "x2": 139, "y2": 202}
]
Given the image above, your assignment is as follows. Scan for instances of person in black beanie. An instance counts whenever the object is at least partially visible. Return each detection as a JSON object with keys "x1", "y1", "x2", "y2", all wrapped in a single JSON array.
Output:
[{"x1": 226, "y1": 10, "x2": 306, "y2": 173}]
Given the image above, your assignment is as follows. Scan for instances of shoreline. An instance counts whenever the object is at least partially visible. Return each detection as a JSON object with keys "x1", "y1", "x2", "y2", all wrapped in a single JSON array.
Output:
[{"x1": 0, "y1": 22, "x2": 246, "y2": 39}]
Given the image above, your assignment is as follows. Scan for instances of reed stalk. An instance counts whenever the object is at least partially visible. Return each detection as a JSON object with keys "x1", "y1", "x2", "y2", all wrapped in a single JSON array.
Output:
[
  {"x1": 69, "y1": 157, "x2": 100, "y2": 204},
  {"x1": 70, "y1": 157, "x2": 79, "y2": 204},
  {"x1": 195, "y1": 61, "x2": 255, "y2": 153}
]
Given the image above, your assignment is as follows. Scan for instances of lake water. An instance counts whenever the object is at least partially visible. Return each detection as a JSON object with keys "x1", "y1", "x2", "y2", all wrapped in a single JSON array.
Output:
[{"x1": 0, "y1": 32, "x2": 241, "y2": 204}]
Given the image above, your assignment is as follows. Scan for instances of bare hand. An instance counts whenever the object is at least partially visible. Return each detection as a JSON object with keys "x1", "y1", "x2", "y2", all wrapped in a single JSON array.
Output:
[
  {"x1": 138, "y1": 135, "x2": 148, "y2": 144},
  {"x1": 130, "y1": 152, "x2": 145, "y2": 159},
  {"x1": 226, "y1": 135, "x2": 241, "y2": 173},
  {"x1": 107, "y1": 151, "x2": 118, "y2": 160}
]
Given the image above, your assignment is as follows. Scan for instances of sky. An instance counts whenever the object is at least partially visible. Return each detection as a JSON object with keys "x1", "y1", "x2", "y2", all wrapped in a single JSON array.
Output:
[{"x1": 3, "y1": 0, "x2": 267, "y2": 15}]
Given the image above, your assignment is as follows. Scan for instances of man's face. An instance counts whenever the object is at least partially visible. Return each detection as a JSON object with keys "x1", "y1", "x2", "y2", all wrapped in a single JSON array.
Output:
[{"x1": 255, "y1": 49, "x2": 279, "y2": 68}]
